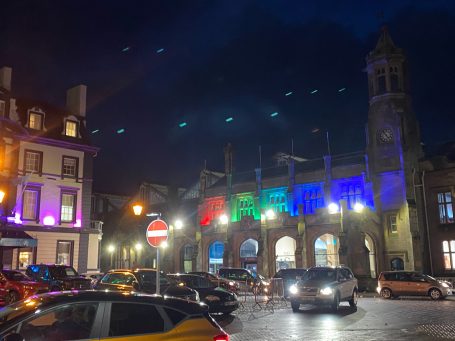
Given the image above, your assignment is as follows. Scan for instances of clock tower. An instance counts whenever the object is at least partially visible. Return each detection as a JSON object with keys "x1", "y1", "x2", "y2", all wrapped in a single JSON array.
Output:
[{"x1": 365, "y1": 27, "x2": 424, "y2": 271}]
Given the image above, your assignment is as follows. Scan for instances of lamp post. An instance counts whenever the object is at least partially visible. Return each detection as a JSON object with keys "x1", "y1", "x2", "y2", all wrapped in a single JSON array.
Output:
[{"x1": 107, "y1": 244, "x2": 115, "y2": 269}]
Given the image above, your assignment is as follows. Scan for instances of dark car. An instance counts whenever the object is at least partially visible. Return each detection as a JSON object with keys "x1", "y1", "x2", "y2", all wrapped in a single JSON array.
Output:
[
  {"x1": 169, "y1": 274, "x2": 239, "y2": 315},
  {"x1": 25, "y1": 264, "x2": 92, "y2": 291},
  {"x1": 273, "y1": 268, "x2": 307, "y2": 298},
  {"x1": 0, "y1": 291, "x2": 229, "y2": 341},
  {"x1": 188, "y1": 271, "x2": 240, "y2": 293},
  {"x1": 95, "y1": 269, "x2": 199, "y2": 302},
  {"x1": 0, "y1": 270, "x2": 48, "y2": 305},
  {"x1": 218, "y1": 267, "x2": 270, "y2": 294}
]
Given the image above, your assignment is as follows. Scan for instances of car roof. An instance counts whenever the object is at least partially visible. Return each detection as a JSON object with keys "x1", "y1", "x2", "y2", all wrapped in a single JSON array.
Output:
[
  {"x1": 108, "y1": 268, "x2": 157, "y2": 273},
  {"x1": 20, "y1": 290, "x2": 208, "y2": 314}
]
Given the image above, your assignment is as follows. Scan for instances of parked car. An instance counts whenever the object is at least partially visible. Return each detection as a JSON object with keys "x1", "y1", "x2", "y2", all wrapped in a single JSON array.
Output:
[
  {"x1": 289, "y1": 266, "x2": 358, "y2": 312},
  {"x1": 0, "y1": 291, "x2": 229, "y2": 341},
  {"x1": 188, "y1": 271, "x2": 240, "y2": 292},
  {"x1": 25, "y1": 264, "x2": 92, "y2": 291},
  {"x1": 95, "y1": 269, "x2": 199, "y2": 302},
  {"x1": 81, "y1": 272, "x2": 104, "y2": 288},
  {"x1": 0, "y1": 270, "x2": 48, "y2": 305},
  {"x1": 377, "y1": 271, "x2": 453, "y2": 300},
  {"x1": 273, "y1": 268, "x2": 307, "y2": 298},
  {"x1": 218, "y1": 267, "x2": 270, "y2": 294},
  {"x1": 169, "y1": 274, "x2": 239, "y2": 315}
]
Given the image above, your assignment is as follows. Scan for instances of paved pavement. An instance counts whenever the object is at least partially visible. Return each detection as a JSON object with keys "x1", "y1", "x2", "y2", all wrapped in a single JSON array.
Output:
[{"x1": 215, "y1": 296, "x2": 455, "y2": 340}]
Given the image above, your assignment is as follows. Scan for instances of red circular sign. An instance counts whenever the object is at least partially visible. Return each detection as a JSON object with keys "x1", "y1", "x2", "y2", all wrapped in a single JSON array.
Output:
[{"x1": 146, "y1": 219, "x2": 169, "y2": 247}]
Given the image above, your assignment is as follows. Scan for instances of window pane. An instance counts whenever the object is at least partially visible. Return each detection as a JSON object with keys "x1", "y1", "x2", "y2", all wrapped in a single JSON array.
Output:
[
  {"x1": 439, "y1": 205, "x2": 447, "y2": 223},
  {"x1": 61, "y1": 193, "x2": 75, "y2": 222},
  {"x1": 452, "y1": 253, "x2": 455, "y2": 270},
  {"x1": 445, "y1": 192, "x2": 452, "y2": 203},
  {"x1": 18, "y1": 248, "x2": 33, "y2": 269},
  {"x1": 23, "y1": 189, "x2": 38, "y2": 220},
  {"x1": 443, "y1": 241, "x2": 449, "y2": 252},
  {"x1": 63, "y1": 158, "x2": 77, "y2": 177},
  {"x1": 25, "y1": 151, "x2": 40, "y2": 173},
  {"x1": 444, "y1": 254, "x2": 452, "y2": 270},
  {"x1": 447, "y1": 204, "x2": 454, "y2": 223},
  {"x1": 109, "y1": 303, "x2": 164, "y2": 336},
  {"x1": 65, "y1": 121, "x2": 78, "y2": 137},
  {"x1": 19, "y1": 303, "x2": 98, "y2": 341},
  {"x1": 438, "y1": 193, "x2": 444, "y2": 203},
  {"x1": 450, "y1": 240, "x2": 455, "y2": 251},
  {"x1": 57, "y1": 241, "x2": 72, "y2": 265}
]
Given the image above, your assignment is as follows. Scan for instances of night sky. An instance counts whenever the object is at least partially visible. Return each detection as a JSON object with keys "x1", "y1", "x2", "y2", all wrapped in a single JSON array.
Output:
[{"x1": 1, "y1": 1, "x2": 455, "y2": 194}]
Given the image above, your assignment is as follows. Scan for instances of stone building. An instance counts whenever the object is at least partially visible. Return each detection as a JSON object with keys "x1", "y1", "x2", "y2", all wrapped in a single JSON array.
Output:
[
  {"x1": 0, "y1": 67, "x2": 100, "y2": 273},
  {"x1": 194, "y1": 27, "x2": 454, "y2": 287}
]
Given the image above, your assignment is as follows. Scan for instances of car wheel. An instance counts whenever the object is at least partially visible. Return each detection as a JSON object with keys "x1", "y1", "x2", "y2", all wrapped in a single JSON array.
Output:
[
  {"x1": 331, "y1": 292, "x2": 340, "y2": 312},
  {"x1": 348, "y1": 290, "x2": 358, "y2": 307},
  {"x1": 429, "y1": 288, "x2": 442, "y2": 300},
  {"x1": 6, "y1": 291, "x2": 20, "y2": 305},
  {"x1": 380, "y1": 288, "x2": 392, "y2": 299},
  {"x1": 291, "y1": 301, "x2": 300, "y2": 312}
]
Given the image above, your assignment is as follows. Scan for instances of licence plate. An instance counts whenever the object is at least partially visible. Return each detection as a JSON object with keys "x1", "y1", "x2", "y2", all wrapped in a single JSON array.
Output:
[
  {"x1": 302, "y1": 297, "x2": 315, "y2": 302},
  {"x1": 224, "y1": 301, "x2": 237, "y2": 306}
]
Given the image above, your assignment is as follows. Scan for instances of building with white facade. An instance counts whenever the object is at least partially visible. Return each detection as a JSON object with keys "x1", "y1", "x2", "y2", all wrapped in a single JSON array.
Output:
[{"x1": 0, "y1": 66, "x2": 100, "y2": 273}]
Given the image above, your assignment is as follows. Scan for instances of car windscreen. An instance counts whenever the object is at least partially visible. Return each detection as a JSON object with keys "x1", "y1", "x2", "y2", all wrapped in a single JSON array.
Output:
[
  {"x1": 2, "y1": 271, "x2": 33, "y2": 282},
  {"x1": 182, "y1": 276, "x2": 216, "y2": 289},
  {"x1": 137, "y1": 271, "x2": 171, "y2": 286},
  {"x1": 49, "y1": 266, "x2": 78, "y2": 278},
  {"x1": 0, "y1": 298, "x2": 42, "y2": 324},
  {"x1": 277, "y1": 269, "x2": 306, "y2": 278},
  {"x1": 302, "y1": 269, "x2": 336, "y2": 281}
]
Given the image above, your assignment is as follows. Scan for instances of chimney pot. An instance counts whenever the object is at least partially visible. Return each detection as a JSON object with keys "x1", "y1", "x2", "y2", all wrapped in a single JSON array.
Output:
[
  {"x1": 0, "y1": 67, "x2": 12, "y2": 91},
  {"x1": 66, "y1": 85, "x2": 87, "y2": 117}
]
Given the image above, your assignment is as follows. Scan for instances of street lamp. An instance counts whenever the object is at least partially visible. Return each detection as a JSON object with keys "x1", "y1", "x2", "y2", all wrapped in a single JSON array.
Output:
[
  {"x1": 133, "y1": 203, "x2": 143, "y2": 216},
  {"x1": 265, "y1": 209, "x2": 276, "y2": 220},
  {"x1": 353, "y1": 202, "x2": 364, "y2": 213},
  {"x1": 219, "y1": 214, "x2": 228, "y2": 225},
  {"x1": 108, "y1": 244, "x2": 115, "y2": 268},
  {"x1": 174, "y1": 219, "x2": 183, "y2": 230},
  {"x1": 135, "y1": 243, "x2": 142, "y2": 251},
  {"x1": 0, "y1": 190, "x2": 5, "y2": 204}
]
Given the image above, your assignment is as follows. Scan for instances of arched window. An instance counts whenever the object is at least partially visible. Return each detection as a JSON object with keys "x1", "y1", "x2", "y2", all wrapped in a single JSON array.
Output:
[
  {"x1": 275, "y1": 236, "x2": 296, "y2": 271},
  {"x1": 208, "y1": 241, "x2": 224, "y2": 274},
  {"x1": 391, "y1": 257, "x2": 404, "y2": 271},
  {"x1": 314, "y1": 234, "x2": 339, "y2": 266},
  {"x1": 181, "y1": 244, "x2": 193, "y2": 273},
  {"x1": 240, "y1": 239, "x2": 258, "y2": 258},
  {"x1": 365, "y1": 234, "x2": 376, "y2": 278}
]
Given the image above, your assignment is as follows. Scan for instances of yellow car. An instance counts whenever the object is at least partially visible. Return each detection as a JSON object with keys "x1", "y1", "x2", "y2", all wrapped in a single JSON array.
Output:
[{"x1": 0, "y1": 290, "x2": 229, "y2": 341}]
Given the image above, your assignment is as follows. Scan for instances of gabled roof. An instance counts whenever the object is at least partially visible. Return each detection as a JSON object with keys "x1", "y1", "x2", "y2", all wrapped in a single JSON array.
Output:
[{"x1": 369, "y1": 26, "x2": 404, "y2": 58}]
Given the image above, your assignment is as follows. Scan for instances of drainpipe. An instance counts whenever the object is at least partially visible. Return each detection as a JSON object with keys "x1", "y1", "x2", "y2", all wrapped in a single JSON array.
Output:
[{"x1": 421, "y1": 170, "x2": 433, "y2": 275}]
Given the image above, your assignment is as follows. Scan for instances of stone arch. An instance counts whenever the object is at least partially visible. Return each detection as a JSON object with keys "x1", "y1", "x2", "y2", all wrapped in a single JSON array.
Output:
[
  {"x1": 314, "y1": 233, "x2": 339, "y2": 266},
  {"x1": 364, "y1": 233, "x2": 377, "y2": 278},
  {"x1": 239, "y1": 238, "x2": 258, "y2": 271},
  {"x1": 208, "y1": 240, "x2": 224, "y2": 273},
  {"x1": 275, "y1": 236, "x2": 297, "y2": 271}
]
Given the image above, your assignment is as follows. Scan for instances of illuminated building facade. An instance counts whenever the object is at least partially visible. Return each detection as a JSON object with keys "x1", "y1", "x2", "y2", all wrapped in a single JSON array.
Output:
[
  {"x1": 0, "y1": 67, "x2": 100, "y2": 273},
  {"x1": 196, "y1": 28, "x2": 455, "y2": 286}
]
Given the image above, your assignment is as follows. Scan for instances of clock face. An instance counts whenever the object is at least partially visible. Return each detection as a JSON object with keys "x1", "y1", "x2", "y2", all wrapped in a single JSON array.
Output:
[{"x1": 378, "y1": 128, "x2": 394, "y2": 144}]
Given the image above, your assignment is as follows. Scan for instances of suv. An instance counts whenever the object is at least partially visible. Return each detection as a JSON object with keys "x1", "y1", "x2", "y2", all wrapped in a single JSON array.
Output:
[
  {"x1": 218, "y1": 268, "x2": 270, "y2": 294},
  {"x1": 289, "y1": 266, "x2": 358, "y2": 312},
  {"x1": 26, "y1": 264, "x2": 92, "y2": 291},
  {"x1": 273, "y1": 268, "x2": 307, "y2": 298},
  {"x1": 377, "y1": 271, "x2": 453, "y2": 300}
]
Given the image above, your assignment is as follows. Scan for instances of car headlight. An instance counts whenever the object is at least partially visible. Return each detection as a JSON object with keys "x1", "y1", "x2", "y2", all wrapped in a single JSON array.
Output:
[
  {"x1": 262, "y1": 281, "x2": 270, "y2": 286},
  {"x1": 289, "y1": 285, "x2": 298, "y2": 295},
  {"x1": 320, "y1": 287, "x2": 333, "y2": 295},
  {"x1": 441, "y1": 282, "x2": 449, "y2": 288},
  {"x1": 229, "y1": 281, "x2": 235, "y2": 286},
  {"x1": 205, "y1": 295, "x2": 221, "y2": 302},
  {"x1": 195, "y1": 291, "x2": 200, "y2": 302}
]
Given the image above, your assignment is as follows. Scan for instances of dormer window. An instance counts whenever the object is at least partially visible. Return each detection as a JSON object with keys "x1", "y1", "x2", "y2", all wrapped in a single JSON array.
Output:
[
  {"x1": 29, "y1": 112, "x2": 44, "y2": 130},
  {"x1": 65, "y1": 120, "x2": 78, "y2": 137}
]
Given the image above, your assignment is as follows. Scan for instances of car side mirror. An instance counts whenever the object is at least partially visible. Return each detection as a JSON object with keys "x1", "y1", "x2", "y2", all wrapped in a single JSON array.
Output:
[
  {"x1": 132, "y1": 281, "x2": 140, "y2": 291},
  {"x1": 4, "y1": 333, "x2": 24, "y2": 341}
]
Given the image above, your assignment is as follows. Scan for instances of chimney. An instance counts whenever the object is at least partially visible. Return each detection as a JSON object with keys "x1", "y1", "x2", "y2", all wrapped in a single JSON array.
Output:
[
  {"x1": 66, "y1": 85, "x2": 87, "y2": 117},
  {"x1": 0, "y1": 67, "x2": 12, "y2": 91}
]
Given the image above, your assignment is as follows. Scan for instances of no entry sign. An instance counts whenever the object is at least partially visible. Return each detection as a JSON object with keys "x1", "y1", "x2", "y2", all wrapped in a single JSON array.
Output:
[{"x1": 146, "y1": 219, "x2": 169, "y2": 247}]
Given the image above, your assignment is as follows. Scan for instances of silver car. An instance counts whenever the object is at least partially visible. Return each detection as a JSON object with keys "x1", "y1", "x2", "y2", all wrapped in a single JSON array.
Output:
[{"x1": 289, "y1": 266, "x2": 358, "y2": 312}]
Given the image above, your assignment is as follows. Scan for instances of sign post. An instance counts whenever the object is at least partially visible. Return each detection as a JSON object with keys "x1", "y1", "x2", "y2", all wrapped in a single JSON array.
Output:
[{"x1": 146, "y1": 219, "x2": 169, "y2": 295}]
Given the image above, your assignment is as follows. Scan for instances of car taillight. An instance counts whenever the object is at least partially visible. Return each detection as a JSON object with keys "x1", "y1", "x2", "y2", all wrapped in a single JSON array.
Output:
[{"x1": 214, "y1": 334, "x2": 229, "y2": 341}]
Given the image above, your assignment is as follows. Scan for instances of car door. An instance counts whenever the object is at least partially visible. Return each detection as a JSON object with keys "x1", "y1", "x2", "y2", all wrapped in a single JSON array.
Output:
[
  {"x1": 408, "y1": 273, "x2": 428, "y2": 296},
  {"x1": 396, "y1": 272, "x2": 413, "y2": 295},
  {"x1": 337, "y1": 269, "x2": 348, "y2": 299}
]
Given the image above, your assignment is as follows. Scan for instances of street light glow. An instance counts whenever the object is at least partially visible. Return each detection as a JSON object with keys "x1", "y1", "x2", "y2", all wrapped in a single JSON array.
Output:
[
  {"x1": 135, "y1": 243, "x2": 142, "y2": 251},
  {"x1": 353, "y1": 202, "x2": 365, "y2": 213},
  {"x1": 328, "y1": 203, "x2": 340, "y2": 214},
  {"x1": 0, "y1": 190, "x2": 5, "y2": 204},
  {"x1": 161, "y1": 241, "x2": 168, "y2": 248},
  {"x1": 175, "y1": 219, "x2": 183, "y2": 230},
  {"x1": 132, "y1": 204, "x2": 143, "y2": 216},
  {"x1": 265, "y1": 209, "x2": 276, "y2": 220},
  {"x1": 219, "y1": 214, "x2": 228, "y2": 225},
  {"x1": 107, "y1": 244, "x2": 115, "y2": 253}
]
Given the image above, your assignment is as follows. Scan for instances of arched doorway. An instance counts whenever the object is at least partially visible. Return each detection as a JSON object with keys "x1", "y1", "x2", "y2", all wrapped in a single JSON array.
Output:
[
  {"x1": 364, "y1": 234, "x2": 376, "y2": 278},
  {"x1": 391, "y1": 257, "x2": 404, "y2": 270},
  {"x1": 181, "y1": 244, "x2": 193, "y2": 273},
  {"x1": 275, "y1": 236, "x2": 296, "y2": 271},
  {"x1": 208, "y1": 241, "x2": 224, "y2": 273},
  {"x1": 314, "y1": 234, "x2": 339, "y2": 266},
  {"x1": 240, "y1": 239, "x2": 258, "y2": 271}
]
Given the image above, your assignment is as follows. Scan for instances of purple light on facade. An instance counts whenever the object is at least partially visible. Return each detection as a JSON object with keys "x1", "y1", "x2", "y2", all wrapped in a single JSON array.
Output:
[
  {"x1": 43, "y1": 216, "x2": 56, "y2": 226},
  {"x1": 14, "y1": 213, "x2": 22, "y2": 224},
  {"x1": 74, "y1": 219, "x2": 81, "y2": 228}
]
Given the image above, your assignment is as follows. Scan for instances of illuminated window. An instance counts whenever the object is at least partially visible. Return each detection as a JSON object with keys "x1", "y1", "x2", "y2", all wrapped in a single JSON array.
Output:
[
  {"x1": 438, "y1": 192, "x2": 454, "y2": 224},
  {"x1": 340, "y1": 184, "x2": 363, "y2": 210},
  {"x1": 24, "y1": 150, "x2": 42, "y2": 173},
  {"x1": 268, "y1": 193, "x2": 287, "y2": 213},
  {"x1": 28, "y1": 112, "x2": 43, "y2": 130},
  {"x1": 65, "y1": 120, "x2": 78, "y2": 137},
  {"x1": 56, "y1": 241, "x2": 73, "y2": 265},
  {"x1": 389, "y1": 215, "x2": 398, "y2": 234},
  {"x1": 238, "y1": 197, "x2": 254, "y2": 220},
  {"x1": 18, "y1": 248, "x2": 33, "y2": 269},
  {"x1": 22, "y1": 188, "x2": 40, "y2": 220},
  {"x1": 303, "y1": 189, "x2": 323, "y2": 214},
  {"x1": 62, "y1": 157, "x2": 78, "y2": 178},
  {"x1": 0, "y1": 100, "x2": 5, "y2": 116},
  {"x1": 60, "y1": 192, "x2": 76, "y2": 222},
  {"x1": 443, "y1": 241, "x2": 455, "y2": 270}
]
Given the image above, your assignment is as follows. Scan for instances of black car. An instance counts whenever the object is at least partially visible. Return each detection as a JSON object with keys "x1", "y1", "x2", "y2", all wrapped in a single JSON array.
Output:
[
  {"x1": 273, "y1": 268, "x2": 307, "y2": 298},
  {"x1": 188, "y1": 271, "x2": 240, "y2": 292},
  {"x1": 218, "y1": 267, "x2": 270, "y2": 294},
  {"x1": 0, "y1": 291, "x2": 228, "y2": 340},
  {"x1": 25, "y1": 264, "x2": 92, "y2": 291},
  {"x1": 95, "y1": 269, "x2": 199, "y2": 302},
  {"x1": 169, "y1": 274, "x2": 239, "y2": 314}
]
